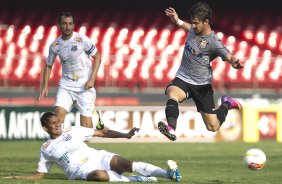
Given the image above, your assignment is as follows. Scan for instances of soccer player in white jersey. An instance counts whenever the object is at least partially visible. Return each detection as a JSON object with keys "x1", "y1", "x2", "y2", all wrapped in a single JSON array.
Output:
[
  {"x1": 37, "y1": 12, "x2": 101, "y2": 128},
  {"x1": 158, "y1": 2, "x2": 244, "y2": 141},
  {"x1": 4, "y1": 112, "x2": 181, "y2": 182}
]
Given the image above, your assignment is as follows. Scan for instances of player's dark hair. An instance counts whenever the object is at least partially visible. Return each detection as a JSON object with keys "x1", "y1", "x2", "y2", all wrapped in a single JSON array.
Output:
[
  {"x1": 40, "y1": 112, "x2": 57, "y2": 127},
  {"x1": 189, "y1": 2, "x2": 213, "y2": 25},
  {"x1": 58, "y1": 11, "x2": 74, "y2": 24}
]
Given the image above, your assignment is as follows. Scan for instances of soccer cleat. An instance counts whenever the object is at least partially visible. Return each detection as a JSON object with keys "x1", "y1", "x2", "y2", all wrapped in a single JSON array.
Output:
[
  {"x1": 158, "y1": 121, "x2": 177, "y2": 141},
  {"x1": 133, "y1": 175, "x2": 158, "y2": 182},
  {"x1": 167, "y1": 160, "x2": 181, "y2": 182},
  {"x1": 93, "y1": 110, "x2": 104, "y2": 130},
  {"x1": 221, "y1": 95, "x2": 242, "y2": 110}
]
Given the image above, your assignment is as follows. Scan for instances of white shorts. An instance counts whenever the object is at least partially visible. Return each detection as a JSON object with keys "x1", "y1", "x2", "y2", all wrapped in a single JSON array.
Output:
[
  {"x1": 74, "y1": 150, "x2": 116, "y2": 180},
  {"x1": 54, "y1": 87, "x2": 96, "y2": 117}
]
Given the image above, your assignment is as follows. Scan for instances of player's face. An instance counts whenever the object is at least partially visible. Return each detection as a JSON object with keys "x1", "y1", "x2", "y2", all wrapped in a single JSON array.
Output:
[
  {"x1": 191, "y1": 18, "x2": 206, "y2": 35},
  {"x1": 59, "y1": 16, "x2": 74, "y2": 38},
  {"x1": 44, "y1": 115, "x2": 62, "y2": 139}
]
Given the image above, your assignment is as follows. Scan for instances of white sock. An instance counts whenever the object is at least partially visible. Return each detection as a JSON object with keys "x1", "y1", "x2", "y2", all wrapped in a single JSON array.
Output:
[
  {"x1": 127, "y1": 176, "x2": 157, "y2": 182},
  {"x1": 132, "y1": 162, "x2": 167, "y2": 178},
  {"x1": 106, "y1": 170, "x2": 130, "y2": 182},
  {"x1": 127, "y1": 176, "x2": 139, "y2": 182}
]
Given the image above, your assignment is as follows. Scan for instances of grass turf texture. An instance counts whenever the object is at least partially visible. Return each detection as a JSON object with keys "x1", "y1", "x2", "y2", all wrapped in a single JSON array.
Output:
[{"x1": 0, "y1": 141, "x2": 281, "y2": 184}]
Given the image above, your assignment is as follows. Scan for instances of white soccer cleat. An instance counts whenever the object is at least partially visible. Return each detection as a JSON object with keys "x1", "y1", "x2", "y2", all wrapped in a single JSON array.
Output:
[
  {"x1": 167, "y1": 160, "x2": 181, "y2": 182},
  {"x1": 133, "y1": 175, "x2": 158, "y2": 182}
]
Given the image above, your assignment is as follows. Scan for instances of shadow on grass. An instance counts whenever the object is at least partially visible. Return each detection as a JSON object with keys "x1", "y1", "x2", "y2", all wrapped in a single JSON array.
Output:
[
  {"x1": 193, "y1": 179, "x2": 239, "y2": 184},
  {"x1": 44, "y1": 173, "x2": 66, "y2": 180}
]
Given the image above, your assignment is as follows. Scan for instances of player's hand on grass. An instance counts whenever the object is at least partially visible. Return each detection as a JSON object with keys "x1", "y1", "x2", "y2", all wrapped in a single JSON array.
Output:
[
  {"x1": 126, "y1": 127, "x2": 140, "y2": 139},
  {"x1": 37, "y1": 87, "x2": 48, "y2": 102},
  {"x1": 165, "y1": 7, "x2": 179, "y2": 24},
  {"x1": 3, "y1": 172, "x2": 44, "y2": 180},
  {"x1": 231, "y1": 60, "x2": 244, "y2": 69},
  {"x1": 3, "y1": 175, "x2": 17, "y2": 179}
]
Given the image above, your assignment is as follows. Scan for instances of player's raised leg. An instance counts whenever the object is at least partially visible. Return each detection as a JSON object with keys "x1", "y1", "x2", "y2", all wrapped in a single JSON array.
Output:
[
  {"x1": 158, "y1": 85, "x2": 186, "y2": 141},
  {"x1": 93, "y1": 110, "x2": 105, "y2": 130},
  {"x1": 198, "y1": 95, "x2": 243, "y2": 132},
  {"x1": 221, "y1": 95, "x2": 242, "y2": 110},
  {"x1": 76, "y1": 88, "x2": 96, "y2": 128},
  {"x1": 54, "y1": 106, "x2": 68, "y2": 121},
  {"x1": 215, "y1": 95, "x2": 242, "y2": 129}
]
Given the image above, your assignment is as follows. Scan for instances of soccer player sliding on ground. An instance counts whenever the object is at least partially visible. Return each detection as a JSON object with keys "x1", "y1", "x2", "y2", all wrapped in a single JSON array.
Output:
[{"x1": 4, "y1": 112, "x2": 181, "y2": 182}]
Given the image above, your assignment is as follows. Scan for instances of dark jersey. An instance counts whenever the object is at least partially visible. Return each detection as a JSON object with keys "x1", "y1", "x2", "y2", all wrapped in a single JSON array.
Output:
[{"x1": 176, "y1": 29, "x2": 231, "y2": 85}]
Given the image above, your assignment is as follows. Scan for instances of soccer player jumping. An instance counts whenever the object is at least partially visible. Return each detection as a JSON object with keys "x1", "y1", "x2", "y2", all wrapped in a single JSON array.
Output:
[{"x1": 158, "y1": 2, "x2": 243, "y2": 141}]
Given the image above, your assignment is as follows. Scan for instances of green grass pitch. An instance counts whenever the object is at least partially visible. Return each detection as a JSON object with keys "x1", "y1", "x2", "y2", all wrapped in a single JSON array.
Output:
[{"x1": 0, "y1": 141, "x2": 281, "y2": 183}]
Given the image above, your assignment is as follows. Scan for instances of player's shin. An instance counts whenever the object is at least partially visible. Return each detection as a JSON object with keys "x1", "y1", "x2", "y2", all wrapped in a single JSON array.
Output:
[
  {"x1": 216, "y1": 102, "x2": 229, "y2": 126},
  {"x1": 165, "y1": 99, "x2": 179, "y2": 130},
  {"x1": 132, "y1": 162, "x2": 167, "y2": 178}
]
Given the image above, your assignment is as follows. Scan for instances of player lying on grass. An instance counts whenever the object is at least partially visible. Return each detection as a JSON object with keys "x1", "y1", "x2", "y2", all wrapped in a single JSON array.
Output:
[{"x1": 4, "y1": 112, "x2": 181, "y2": 182}]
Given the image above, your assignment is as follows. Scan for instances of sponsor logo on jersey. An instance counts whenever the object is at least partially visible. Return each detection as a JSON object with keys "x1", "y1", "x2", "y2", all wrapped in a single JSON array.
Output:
[
  {"x1": 43, "y1": 141, "x2": 51, "y2": 150},
  {"x1": 52, "y1": 41, "x2": 59, "y2": 47},
  {"x1": 65, "y1": 75, "x2": 80, "y2": 82},
  {"x1": 80, "y1": 157, "x2": 89, "y2": 164},
  {"x1": 71, "y1": 45, "x2": 78, "y2": 51},
  {"x1": 185, "y1": 42, "x2": 202, "y2": 58},
  {"x1": 74, "y1": 37, "x2": 82, "y2": 42},
  {"x1": 62, "y1": 58, "x2": 79, "y2": 67}
]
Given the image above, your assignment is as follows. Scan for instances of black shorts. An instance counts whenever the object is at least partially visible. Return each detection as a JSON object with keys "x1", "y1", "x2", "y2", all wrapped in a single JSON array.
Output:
[{"x1": 165, "y1": 77, "x2": 216, "y2": 114}]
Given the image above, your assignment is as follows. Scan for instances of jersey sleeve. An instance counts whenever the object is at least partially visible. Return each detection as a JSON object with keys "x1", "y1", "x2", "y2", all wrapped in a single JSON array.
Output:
[
  {"x1": 212, "y1": 38, "x2": 231, "y2": 61},
  {"x1": 46, "y1": 44, "x2": 57, "y2": 66},
  {"x1": 36, "y1": 151, "x2": 53, "y2": 173},
  {"x1": 81, "y1": 34, "x2": 97, "y2": 56}
]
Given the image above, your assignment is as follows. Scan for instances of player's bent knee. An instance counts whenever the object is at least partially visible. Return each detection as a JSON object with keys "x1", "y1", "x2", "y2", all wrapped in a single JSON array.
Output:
[
  {"x1": 110, "y1": 156, "x2": 132, "y2": 174},
  {"x1": 202, "y1": 114, "x2": 220, "y2": 132},
  {"x1": 206, "y1": 124, "x2": 220, "y2": 132},
  {"x1": 55, "y1": 115, "x2": 65, "y2": 124},
  {"x1": 87, "y1": 170, "x2": 109, "y2": 181},
  {"x1": 80, "y1": 116, "x2": 93, "y2": 128},
  {"x1": 54, "y1": 109, "x2": 67, "y2": 124}
]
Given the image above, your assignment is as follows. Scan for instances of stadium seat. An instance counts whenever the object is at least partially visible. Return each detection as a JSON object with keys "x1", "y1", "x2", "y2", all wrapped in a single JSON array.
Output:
[{"x1": 0, "y1": 7, "x2": 281, "y2": 90}]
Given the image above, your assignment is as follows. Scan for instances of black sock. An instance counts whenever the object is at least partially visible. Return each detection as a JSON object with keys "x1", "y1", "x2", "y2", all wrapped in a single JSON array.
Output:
[
  {"x1": 222, "y1": 101, "x2": 230, "y2": 109},
  {"x1": 216, "y1": 102, "x2": 229, "y2": 126},
  {"x1": 165, "y1": 99, "x2": 179, "y2": 130}
]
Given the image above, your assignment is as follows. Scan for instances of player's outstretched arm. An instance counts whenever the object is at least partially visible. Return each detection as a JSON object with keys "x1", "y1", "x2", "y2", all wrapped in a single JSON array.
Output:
[
  {"x1": 4, "y1": 172, "x2": 45, "y2": 180},
  {"x1": 94, "y1": 127, "x2": 140, "y2": 139},
  {"x1": 165, "y1": 7, "x2": 191, "y2": 31},
  {"x1": 226, "y1": 54, "x2": 244, "y2": 69}
]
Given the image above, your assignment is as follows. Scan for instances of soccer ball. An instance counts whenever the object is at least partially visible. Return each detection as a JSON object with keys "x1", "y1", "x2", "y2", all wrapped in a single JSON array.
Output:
[{"x1": 243, "y1": 148, "x2": 266, "y2": 170}]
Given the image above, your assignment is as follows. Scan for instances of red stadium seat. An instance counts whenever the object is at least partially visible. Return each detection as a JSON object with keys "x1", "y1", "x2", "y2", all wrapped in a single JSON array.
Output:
[{"x1": 0, "y1": 7, "x2": 281, "y2": 90}]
